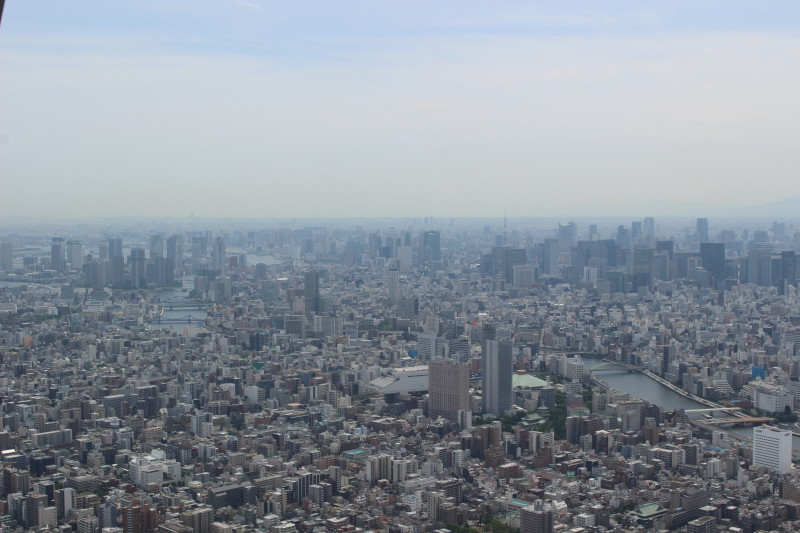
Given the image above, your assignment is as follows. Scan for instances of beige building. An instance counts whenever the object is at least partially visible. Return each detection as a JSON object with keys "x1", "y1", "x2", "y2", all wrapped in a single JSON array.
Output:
[{"x1": 428, "y1": 359, "x2": 469, "y2": 422}]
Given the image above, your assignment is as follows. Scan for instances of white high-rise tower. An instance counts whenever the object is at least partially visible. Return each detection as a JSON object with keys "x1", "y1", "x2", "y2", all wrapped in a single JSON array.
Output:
[{"x1": 753, "y1": 425, "x2": 792, "y2": 474}]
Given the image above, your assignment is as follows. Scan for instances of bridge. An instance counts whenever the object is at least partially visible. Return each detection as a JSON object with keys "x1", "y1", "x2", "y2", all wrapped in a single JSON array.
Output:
[
  {"x1": 704, "y1": 417, "x2": 773, "y2": 426},
  {"x1": 159, "y1": 301, "x2": 210, "y2": 311},
  {"x1": 682, "y1": 407, "x2": 742, "y2": 414},
  {"x1": 153, "y1": 314, "x2": 206, "y2": 324}
]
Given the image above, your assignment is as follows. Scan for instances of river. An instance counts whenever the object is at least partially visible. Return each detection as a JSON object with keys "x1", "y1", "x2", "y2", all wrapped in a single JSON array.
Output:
[
  {"x1": 147, "y1": 275, "x2": 207, "y2": 331},
  {"x1": 581, "y1": 358, "x2": 800, "y2": 450}
]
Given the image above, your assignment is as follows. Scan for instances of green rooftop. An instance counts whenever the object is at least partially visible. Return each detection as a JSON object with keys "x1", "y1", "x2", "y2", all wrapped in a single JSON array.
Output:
[
  {"x1": 629, "y1": 502, "x2": 667, "y2": 520},
  {"x1": 511, "y1": 373, "x2": 548, "y2": 388}
]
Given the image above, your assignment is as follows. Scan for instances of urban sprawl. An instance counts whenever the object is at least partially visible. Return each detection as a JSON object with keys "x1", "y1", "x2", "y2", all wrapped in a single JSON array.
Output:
[{"x1": 1, "y1": 217, "x2": 800, "y2": 533}]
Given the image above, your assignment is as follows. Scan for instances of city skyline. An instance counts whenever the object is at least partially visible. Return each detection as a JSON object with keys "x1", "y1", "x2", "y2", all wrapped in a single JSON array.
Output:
[{"x1": 2, "y1": 2, "x2": 800, "y2": 218}]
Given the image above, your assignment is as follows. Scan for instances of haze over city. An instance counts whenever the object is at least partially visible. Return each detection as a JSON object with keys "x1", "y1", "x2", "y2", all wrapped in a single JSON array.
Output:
[
  {"x1": 7, "y1": 4, "x2": 800, "y2": 533},
  {"x1": 2, "y1": 1, "x2": 800, "y2": 219}
]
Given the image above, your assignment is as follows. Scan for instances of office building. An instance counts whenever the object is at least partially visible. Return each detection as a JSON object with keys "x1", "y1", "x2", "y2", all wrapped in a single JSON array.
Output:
[
  {"x1": 699, "y1": 242, "x2": 725, "y2": 288},
  {"x1": 541, "y1": 239, "x2": 560, "y2": 276},
  {"x1": 51, "y1": 238, "x2": 66, "y2": 273},
  {"x1": 753, "y1": 425, "x2": 792, "y2": 474},
  {"x1": 428, "y1": 359, "x2": 470, "y2": 423},
  {"x1": 558, "y1": 222, "x2": 576, "y2": 245},
  {"x1": 482, "y1": 325, "x2": 512, "y2": 415},
  {"x1": 419, "y1": 231, "x2": 441, "y2": 263}
]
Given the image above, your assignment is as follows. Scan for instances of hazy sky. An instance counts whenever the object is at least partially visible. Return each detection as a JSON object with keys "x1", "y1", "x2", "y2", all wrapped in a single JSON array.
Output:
[{"x1": 2, "y1": 1, "x2": 799, "y2": 219}]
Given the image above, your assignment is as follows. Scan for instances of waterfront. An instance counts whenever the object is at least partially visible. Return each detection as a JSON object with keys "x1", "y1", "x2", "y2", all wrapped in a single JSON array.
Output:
[{"x1": 581, "y1": 358, "x2": 800, "y2": 450}]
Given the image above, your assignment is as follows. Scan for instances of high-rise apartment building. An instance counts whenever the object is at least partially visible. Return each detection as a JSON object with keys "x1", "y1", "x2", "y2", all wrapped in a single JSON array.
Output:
[
  {"x1": 387, "y1": 268, "x2": 400, "y2": 304},
  {"x1": 108, "y1": 237, "x2": 124, "y2": 260},
  {"x1": 150, "y1": 235, "x2": 164, "y2": 258},
  {"x1": 753, "y1": 425, "x2": 792, "y2": 474},
  {"x1": 166, "y1": 234, "x2": 182, "y2": 262},
  {"x1": 211, "y1": 237, "x2": 226, "y2": 274},
  {"x1": 130, "y1": 248, "x2": 147, "y2": 289},
  {"x1": 180, "y1": 507, "x2": 213, "y2": 533},
  {"x1": 25, "y1": 492, "x2": 49, "y2": 528},
  {"x1": 428, "y1": 359, "x2": 469, "y2": 422}
]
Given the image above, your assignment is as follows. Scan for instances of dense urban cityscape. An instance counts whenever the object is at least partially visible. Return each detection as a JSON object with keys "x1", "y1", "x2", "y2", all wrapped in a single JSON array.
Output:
[{"x1": 0, "y1": 217, "x2": 799, "y2": 533}]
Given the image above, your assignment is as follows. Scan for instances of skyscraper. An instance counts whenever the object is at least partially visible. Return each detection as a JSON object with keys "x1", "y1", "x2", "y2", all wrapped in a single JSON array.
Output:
[
  {"x1": 50, "y1": 237, "x2": 66, "y2": 273},
  {"x1": 558, "y1": 222, "x2": 576, "y2": 245},
  {"x1": 149, "y1": 235, "x2": 164, "y2": 258},
  {"x1": 428, "y1": 359, "x2": 470, "y2": 423},
  {"x1": 108, "y1": 237, "x2": 124, "y2": 260},
  {"x1": 753, "y1": 425, "x2": 792, "y2": 474},
  {"x1": 387, "y1": 268, "x2": 400, "y2": 305},
  {"x1": 0, "y1": 240, "x2": 12, "y2": 271},
  {"x1": 66, "y1": 240, "x2": 83, "y2": 270},
  {"x1": 419, "y1": 231, "x2": 441, "y2": 263},
  {"x1": 166, "y1": 234, "x2": 183, "y2": 262},
  {"x1": 211, "y1": 237, "x2": 226, "y2": 274},
  {"x1": 541, "y1": 239, "x2": 560, "y2": 276},
  {"x1": 643, "y1": 216, "x2": 655, "y2": 238},
  {"x1": 482, "y1": 325, "x2": 512, "y2": 416},
  {"x1": 130, "y1": 248, "x2": 146, "y2": 289},
  {"x1": 304, "y1": 270, "x2": 319, "y2": 314},
  {"x1": 696, "y1": 218, "x2": 709, "y2": 243},
  {"x1": 699, "y1": 242, "x2": 725, "y2": 288},
  {"x1": 98, "y1": 241, "x2": 110, "y2": 262}
]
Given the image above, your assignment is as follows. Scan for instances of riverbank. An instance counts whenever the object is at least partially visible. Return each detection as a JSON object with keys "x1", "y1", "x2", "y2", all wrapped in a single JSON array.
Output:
[{"x1": 583, "y1": 358, "x2": 800, "y2": 452}]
